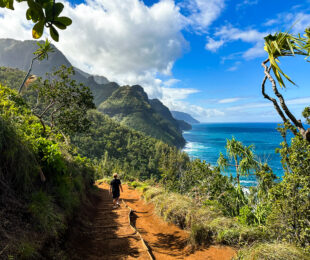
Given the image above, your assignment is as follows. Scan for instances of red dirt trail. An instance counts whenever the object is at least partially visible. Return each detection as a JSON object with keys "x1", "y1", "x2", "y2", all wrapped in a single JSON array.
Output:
[{"x1": 68, "y1": 183, "x2": 236, "y2": 259}]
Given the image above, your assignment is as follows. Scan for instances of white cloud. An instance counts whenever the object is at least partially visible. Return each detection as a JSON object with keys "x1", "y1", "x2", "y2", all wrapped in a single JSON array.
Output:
[
  {"x1": 57, "y1": 0, "x2": 189, "y2": 98},
  {"x1": 185, "y1": 0, "x2": 226, "y2": 32},
  {"x1": 0, "y1": 2, "x2": 32, "y2": 39},
  {"x1": 0, "y1": 0, "x2": 226, "y2": 121},
  {"x1": 207, "y1": 24, "x2": 268, "y2": 59},
  {"x1": 160, "y1": 87, "x2": 224, "y2": 121},
  {"x1": 287, "y1": 97, "x2": 310, "y2": 105},
  {"x1": 214, "y1": 25, "x2": 266, "y2": 42},
  {"x1": 225, "y1": 96, "x2": 310, "y2": 112},
  {"x1": 218, "y1": 97, "x2": 242, "y2": 103},
  {"x1": 162, "y1": 87, "x2": 199, "y2": 101},
  {"x1": 263, "y1": 12, "x2": 310, "y2": 34},
  {"x1": 236, "y1": 0, "x2": 258, "y2": 10},
  {"x1": 243, "y1": 41, "x2": 266, "y2": 59},
  {"x1": 227, "y1": 61, "x2": 241, "y2": 71},
  {"x1": 163, "y1": 78, "x2": 181, "y2": 87},
  {"x1": 205, "y1": 37, "x2": 224, "y2": 52}
]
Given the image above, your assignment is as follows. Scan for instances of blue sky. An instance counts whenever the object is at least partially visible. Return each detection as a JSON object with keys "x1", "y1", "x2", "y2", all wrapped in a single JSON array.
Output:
[{"x1": 0, "y1": 0, "x2": 310, "y2": 122}]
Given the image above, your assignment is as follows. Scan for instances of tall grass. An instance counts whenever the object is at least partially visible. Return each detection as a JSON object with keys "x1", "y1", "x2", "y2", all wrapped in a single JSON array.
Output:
[
  {"x1": 235, "y1": 243, "x2": 310, "y2": 260},
  {"x1": 143, "y1": 186, "x2": 267, "y2": 247}
]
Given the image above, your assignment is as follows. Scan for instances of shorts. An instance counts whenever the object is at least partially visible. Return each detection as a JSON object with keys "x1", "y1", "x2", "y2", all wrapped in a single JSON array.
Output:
[{"x1": 112, "y1": 190, "x2": 120, "y2": 199}]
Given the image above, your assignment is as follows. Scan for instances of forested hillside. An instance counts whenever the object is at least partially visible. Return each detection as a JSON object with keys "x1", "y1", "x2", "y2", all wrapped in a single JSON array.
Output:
[
  {"x1": 0, "y1": 39, "x2": 191, "y2": 147},
  {"x1": 98, "y1": 85, "x2": 186, "y2": 147},
  {"x1": 0, "y1": 39, "x2": 119, "y2": 106},
  {"x1": 0, "y1": 84, "x2": 95, "y2": 258}
]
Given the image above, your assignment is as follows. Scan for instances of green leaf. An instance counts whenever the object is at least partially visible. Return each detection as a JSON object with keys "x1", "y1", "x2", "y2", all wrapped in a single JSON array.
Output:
[
  {"x1": 32, "y1": 20, "x2": 45, "y2": 39},
  {"x1": 53, "y1": 21, "x2": 66, "y2": 30},
  {"x1": 55, "y1": 16, "x2": 72, "y2": 26},
  {"x1": 45, "y1": 2, "x2": 64, "y2": 21},
  {"x1": 53, "y1": 2, "x2": 64, "y2": 18},
  {"x1": 26, "y1": 8, "x2": 32, "y2": 20},
  {"x1": 50, "y1": 25, "x2": 59, "y2": 42},
  {"x1": 5, "y1": 0, "x2": 14, "y2": 10},
  {"x1": 0, "y1": 0, "x2": 6, "y2": 7},
  {"x1": 27, "y1": 0, "x2": 44, "y2": 20}
]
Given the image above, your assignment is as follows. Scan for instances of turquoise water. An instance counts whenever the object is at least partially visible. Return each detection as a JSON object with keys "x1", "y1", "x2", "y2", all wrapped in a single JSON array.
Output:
[{"x1": 183, "y1": 123, "x2": 289, "y2": 186}]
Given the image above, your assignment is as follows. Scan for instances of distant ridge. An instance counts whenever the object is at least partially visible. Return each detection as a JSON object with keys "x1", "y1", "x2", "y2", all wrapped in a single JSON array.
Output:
[
  {"x1": 0, "y1": 38, "x2": 119, "y2": 106},
  {"x1": 171, "y1": 111, "x2": 200, "y2": 124},
  {"x1": 0, "y1": 38, "x2": 186, "y2": 147}
]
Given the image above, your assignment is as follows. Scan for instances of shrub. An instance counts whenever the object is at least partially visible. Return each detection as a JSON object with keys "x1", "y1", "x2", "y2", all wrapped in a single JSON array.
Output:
[
  {"x1": 238, "y1": 205, "x2": 257, "y2": 225},
  {"x1": 190, "y1": 223, "x2": 213, "y2": 245}
]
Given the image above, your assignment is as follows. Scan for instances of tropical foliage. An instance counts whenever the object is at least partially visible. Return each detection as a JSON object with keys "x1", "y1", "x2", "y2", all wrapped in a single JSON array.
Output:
[
  {"x1": 0, "y1": 0, "x2": 72, "y2": 41},
  {"x1": 262, "y1": 28, "x2": 310, "y2": 142},
  {"x1": 0, "y1": 83, "x2": 94, "y2": 258}
]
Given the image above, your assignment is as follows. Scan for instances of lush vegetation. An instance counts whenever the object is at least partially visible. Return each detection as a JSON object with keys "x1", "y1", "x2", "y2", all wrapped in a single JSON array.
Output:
[
  {"x1": 98, "y1": 85, "x2": 185, "y2": 147},
  {"x1": 1, "y1": 28, "x2": 309, "y2": 259},
  {"x1": 0, "y1": 84, "x2": 94, "y2": 258},
  {"x1": 72, "y1": 109, "x2": 189, "y2": 181},
  {"x1": 0, "y1": 0, "x2": 71, "y2": 42}
]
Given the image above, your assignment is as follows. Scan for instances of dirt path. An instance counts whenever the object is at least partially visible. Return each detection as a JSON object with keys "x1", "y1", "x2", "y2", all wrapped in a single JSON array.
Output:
[
  {"x1": 67, "y1": 186, "x2": 151, "y2": 259},
  {"x1": 118, "y1": 184, "x2": 236, "y2": 260},
  {"x1": 68, "y1": 184, "x2": 236, "y2": 259}
]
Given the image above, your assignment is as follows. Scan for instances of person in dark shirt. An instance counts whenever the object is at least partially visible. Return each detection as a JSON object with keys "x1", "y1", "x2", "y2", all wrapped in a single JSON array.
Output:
[{"x1": 109, "y1": 173, "x2": 123, "y2": 208}]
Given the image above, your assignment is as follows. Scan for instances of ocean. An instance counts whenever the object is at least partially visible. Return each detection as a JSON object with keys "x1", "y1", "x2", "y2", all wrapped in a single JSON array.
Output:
[{"x1": 183, "y1": 123, "x2": 290, "y2": 187}]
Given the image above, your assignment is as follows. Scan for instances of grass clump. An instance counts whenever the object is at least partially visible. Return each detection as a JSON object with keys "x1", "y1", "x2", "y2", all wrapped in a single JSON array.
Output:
[
  {"x1": 143, "y1": 187, "x2": 163, "y2": 202},
  {"x1": 128, "y1": 180, "x2": 149, "y2": 192},
  {"x1": 235, "y1": 243, "x2": 310, "y2": 260},
  {"x1": 28, "y1": 191, "x2": 64, "y2": 235}
]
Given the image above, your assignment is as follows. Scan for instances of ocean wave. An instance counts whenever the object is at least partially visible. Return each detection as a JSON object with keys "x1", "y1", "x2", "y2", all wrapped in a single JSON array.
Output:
[{"x1": 183, "y1": 142, "x2": 210, "y2": 152}]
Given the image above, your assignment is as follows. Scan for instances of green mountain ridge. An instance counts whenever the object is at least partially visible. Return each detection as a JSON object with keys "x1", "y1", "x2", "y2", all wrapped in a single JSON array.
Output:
[
  {"x1": 98, "y1": 85, "x2": 185, "y2": 147},
  {"x1": 0, "y1": 38, "x2": 119, "y2": 106},
  {"x1": 149, "y1": 98, "x2": 191, "y2": 131},
  {"x1": 0, "y1": 38, "x2": 188, "y2": 147}
]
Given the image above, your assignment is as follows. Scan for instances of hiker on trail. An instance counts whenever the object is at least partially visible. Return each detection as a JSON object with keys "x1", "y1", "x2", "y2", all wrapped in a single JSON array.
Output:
[{"x1": 110, "y1": 173, "x2": 123, "y2": 209}]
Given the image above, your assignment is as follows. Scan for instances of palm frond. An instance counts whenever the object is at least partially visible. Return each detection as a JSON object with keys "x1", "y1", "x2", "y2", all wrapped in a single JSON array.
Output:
[{"x1": 264, "y1": 31, "x2": 308, "y2": 87}]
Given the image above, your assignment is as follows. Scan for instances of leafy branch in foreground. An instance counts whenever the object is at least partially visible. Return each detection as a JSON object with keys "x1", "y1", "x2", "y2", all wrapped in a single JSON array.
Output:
[
  {"x1": 0, "y1": 0, "x2": 72, "y2": 41},
  {"x1": 261, "y1": 28, "x2": 310, "y2": 142},
  {"x1": 30, "y1": 65, "x2": 95, "y2": 140}
]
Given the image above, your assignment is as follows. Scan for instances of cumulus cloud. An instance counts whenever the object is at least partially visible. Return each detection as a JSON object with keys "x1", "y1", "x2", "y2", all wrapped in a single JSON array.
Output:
[
  {"x1": 182, "y1": 0, "x2": 225, "y2": 31},
  {"x1": 0, "y1": 0, "x2": 226, "y2": 120},
  {"x1": 0, "y1": 0, "x2": 188, "y2": 99},
  {"x1": 57, "y1": 0, "x2": 189, "y2": 98},
  {"x1": 0, "y1": 2, "x2": 32, "y2": 39}
]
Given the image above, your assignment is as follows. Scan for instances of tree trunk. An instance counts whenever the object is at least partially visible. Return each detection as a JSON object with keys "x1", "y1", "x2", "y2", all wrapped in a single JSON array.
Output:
[
  {"x1": 262, "y1": 59, "x2": 309, "y2": 141},
  {"x1": 18, "y1": 57, "x2": 37, "y2": 94}
]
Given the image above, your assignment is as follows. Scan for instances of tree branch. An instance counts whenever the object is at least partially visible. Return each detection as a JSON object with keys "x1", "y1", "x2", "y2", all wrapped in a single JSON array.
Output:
[
  {"x1": 18, "y1": 55, "x2": 40, "y2": 94},
  {"x1": 261, "y1": 59, "x2": 298, "y2": 135}
]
